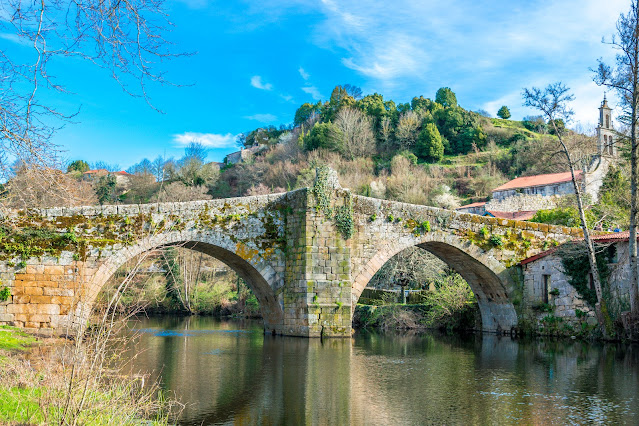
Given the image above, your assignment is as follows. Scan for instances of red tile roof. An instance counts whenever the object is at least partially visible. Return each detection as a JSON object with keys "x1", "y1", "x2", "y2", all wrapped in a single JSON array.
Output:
[
  {"x1": 83, "y1": 169, "x2": 129, "y2": 175},
  {"x1": 456, "y1": 201, "x2": 486, "y2": 209},
  {"x1": 590, "y1": 231, "x2": 632, "y2": 242},
  {"x1": 520, "y1": 231, "x2": 632, "y2": 265},
  {"x1": 485, "y1": 210, "x2": 537, "y2": 221},
  {"x1": 492, "y1": 171, "x2": 582, "y2": 192},
  {"x1": 520, "y1": 247, "x2": 559, "y2": 265}
]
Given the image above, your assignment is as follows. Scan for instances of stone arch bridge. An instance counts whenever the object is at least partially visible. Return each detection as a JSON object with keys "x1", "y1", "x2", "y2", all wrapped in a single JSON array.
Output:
[{"x1": 0, "y1": 169, "x2": 582, "y2": 337}]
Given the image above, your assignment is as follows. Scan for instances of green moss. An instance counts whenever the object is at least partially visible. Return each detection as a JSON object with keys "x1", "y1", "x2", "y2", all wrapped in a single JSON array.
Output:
[{"x1": 0, "y1": 286, "x2": 9, "y2": 302}]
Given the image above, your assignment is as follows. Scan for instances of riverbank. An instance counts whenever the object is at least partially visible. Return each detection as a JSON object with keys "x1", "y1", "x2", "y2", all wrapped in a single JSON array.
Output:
[{"x1": 0, "y1": 326, "x2": 176, "y2": 425}]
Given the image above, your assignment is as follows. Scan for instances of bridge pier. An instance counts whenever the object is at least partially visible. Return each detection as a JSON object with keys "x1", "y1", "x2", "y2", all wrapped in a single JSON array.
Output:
[{"x1": 281, "y1": 176, "x2": 353, "y2": 337}]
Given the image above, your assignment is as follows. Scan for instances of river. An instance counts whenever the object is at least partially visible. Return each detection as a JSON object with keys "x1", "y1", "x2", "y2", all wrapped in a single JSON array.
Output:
[{"x1": 121, "y1": 316, "x2": 639, "y2": 425}]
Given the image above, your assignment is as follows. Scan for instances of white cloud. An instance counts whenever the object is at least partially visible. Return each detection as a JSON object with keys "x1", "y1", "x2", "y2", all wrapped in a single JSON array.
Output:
[
  {"x1": 280, "y1": 93, "x2": 295, "y2": 103},
  {"x1": 251, "y1": 75, "x2": 273, "y2": 91},
  {"x1": 299, "y1": 67, "x2": 310, "y2": 80},
  {"x1": 245, "y1": 113, "x2": 277, "y2": 122},
  {"x1": 173, "y1": 132, "x2": 238, "y2": 148},
  {"x1": 302, "y1": 85, "x2": 323, "y2": 100}
]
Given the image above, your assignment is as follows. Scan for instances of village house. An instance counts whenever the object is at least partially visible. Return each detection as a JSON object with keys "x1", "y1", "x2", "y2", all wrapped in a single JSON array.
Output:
[
  {"x1": 519, "y1": 232, "x2": 632, "y2": 326},
  {"x1": 224, "y1": 145, "x2": 267, "y2": 165}
]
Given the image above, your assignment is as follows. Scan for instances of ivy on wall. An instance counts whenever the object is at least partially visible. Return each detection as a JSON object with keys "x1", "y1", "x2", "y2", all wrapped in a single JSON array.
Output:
[
  {"x1": 312, "y1": 166, "x2": 354, "y2": 240},
  {"x1": 557, "y1": 242, "x2": 610, "y2": 307}
]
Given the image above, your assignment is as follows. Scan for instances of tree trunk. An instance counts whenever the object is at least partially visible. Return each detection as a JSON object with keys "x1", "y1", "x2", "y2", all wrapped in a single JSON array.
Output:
[
  {"x1": 556, "y1": 130, "x2": 611, "y2": 337},
  {"x1": 630, "y1": 101, "x2": 639, "y2": 315}
]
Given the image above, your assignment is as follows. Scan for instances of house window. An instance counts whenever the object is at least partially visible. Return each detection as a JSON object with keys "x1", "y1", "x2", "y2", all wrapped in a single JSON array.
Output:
[
  {"x1": 606, "y1": 115, "x2": 610, "y2": 128},
  {"x1": 542, "y1": 274, "x2": 550, "y2": 303},
  {"x1": 607, "y1": 245, "x2": 618, "y2": 264}
]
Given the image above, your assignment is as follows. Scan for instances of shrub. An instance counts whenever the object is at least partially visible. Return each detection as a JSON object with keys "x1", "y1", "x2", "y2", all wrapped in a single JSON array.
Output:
[
  {"x1": 0, "y1": 286, "x2": 10, "y2": 302},
  {"x1": 489, "y1": 234, "x2": 503, "y2": 247}
]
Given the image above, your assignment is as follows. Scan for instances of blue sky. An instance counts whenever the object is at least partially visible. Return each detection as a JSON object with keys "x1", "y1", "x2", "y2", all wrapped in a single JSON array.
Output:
[{"x1": 0, "y1": 0, "x2": 632, "y2": 168}]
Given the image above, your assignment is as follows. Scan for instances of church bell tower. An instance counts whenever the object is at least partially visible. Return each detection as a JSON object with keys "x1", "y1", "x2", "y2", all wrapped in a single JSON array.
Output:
[{"x1": 597, "y1": 94, "x2": 615, "y2": 156}]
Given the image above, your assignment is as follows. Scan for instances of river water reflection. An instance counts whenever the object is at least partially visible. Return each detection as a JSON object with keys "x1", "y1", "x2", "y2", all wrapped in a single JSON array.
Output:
[{"x1": 122, "y1": 316, "x2": 639, "y2": 425}]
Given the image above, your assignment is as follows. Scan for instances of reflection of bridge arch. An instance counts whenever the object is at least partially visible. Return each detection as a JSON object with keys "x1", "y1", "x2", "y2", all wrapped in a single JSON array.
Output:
[
  {"x1": 351, "y1": 232, "x2": 518, "y2": 331},
  {"x1": 84, "y1": 230, "x2": 284, "y2": 333}
]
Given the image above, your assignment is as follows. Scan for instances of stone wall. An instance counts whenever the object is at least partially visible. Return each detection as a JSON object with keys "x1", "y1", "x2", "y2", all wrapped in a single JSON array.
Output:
[
  {"x1": 485, "y1": 193, "x2": 560, "y2": 213},
  {"x1": 521, "y1": 255, "x2": 596, "y2": 325}
]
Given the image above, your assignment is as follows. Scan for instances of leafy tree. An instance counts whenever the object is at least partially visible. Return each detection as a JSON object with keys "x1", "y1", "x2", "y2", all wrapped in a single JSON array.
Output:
[
  {"x1": 434, "y1": 107, "x2": 483, "y2": 154},
  {"x1": 435, "y1": 87, "x2": 457, "y2": 108},
  {"x1": 522, "y1": 115, "x2": 547, "y2": 132},
  {"x1": 321, "y1": 85, "x2": 356, "y2": 122},
  {"x1": 303, "y1": 122, "x2": 343, "y2": 152},
  {"x1": 547, "y1": 118, "x2": 565, "y2": 135},
  {"x1": 415, "y1": 123, "x2": 444, "y2": 162},
  {"x1": 357, "y1": 93, "x2": 387, "y2": 121},
  {"x1": 67, "y1": 160, "x2": 90, "y2": 173},
  {"x1": 531, "y1": 207, "x2": 596, "y2": 228},
  {"x1": 593, "y1": 165, "x2": 631, "y2": 229},
  {"x1": 294, "y1": 102, "x2": 321, "y2": 126},
  {"x1": 497, "y1": 105, "x2": 511, "y2": 119},
  {"x1": 411, "y1": 96, "x2": 438, "y2": 113},
  {"x1": 95, "y1": 174, "x2": 118, "y2": 205}
]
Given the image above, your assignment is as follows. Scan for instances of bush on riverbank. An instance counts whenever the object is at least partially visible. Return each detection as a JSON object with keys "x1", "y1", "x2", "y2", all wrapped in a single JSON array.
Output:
[
  {"x1": 354, "y1": 273, "x2": 479, "y2": 332},
  {"x1": 0, "y1": 327, "x2": 178, "y2": 424}
]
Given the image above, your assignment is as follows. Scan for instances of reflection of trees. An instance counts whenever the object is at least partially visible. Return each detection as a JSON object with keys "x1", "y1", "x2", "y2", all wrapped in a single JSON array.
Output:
[{"x1": 125, "y1": 320, "x2": 639, "y2": 424}]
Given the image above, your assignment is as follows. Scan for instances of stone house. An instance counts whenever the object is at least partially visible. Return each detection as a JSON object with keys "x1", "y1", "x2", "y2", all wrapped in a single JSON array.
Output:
[
  {"x1": 490, "y1": 171, "x2": 581, "y2": 202},
  {"x1": 82, "y1": 169, "x2": 131, "y2": 186},
  {"x1": 224, "y1": 145, "x2": 267, "y2": 165},
  {"x1": 519, "y1": 232, "x2": 633, "y2": 325},
  {"x1": 456, "y1": 201, "x2": 486, "y2": 215}
]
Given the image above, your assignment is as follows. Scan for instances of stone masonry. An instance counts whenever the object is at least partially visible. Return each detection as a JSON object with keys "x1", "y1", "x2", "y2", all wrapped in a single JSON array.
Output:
[{"x1": 0, "y1": 169, "x2": 582, "y2": 337}]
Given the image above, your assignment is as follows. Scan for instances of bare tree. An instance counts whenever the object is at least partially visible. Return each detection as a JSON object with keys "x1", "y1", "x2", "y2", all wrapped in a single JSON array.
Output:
[
  {"x1": 0, "y1": 0, "x2": 184, "y2": 183},
  {"x1": 523, "y1": 83, "x2": 612, "y2": 336},
  {"x1": 395, "y1": 110, "x2": 421, "y2": 150},
  {"x1": 3, "y1": 164, "x2": 97, "y2": 209},
  {"x1": 334, "y1": 107, "x2": 376, "y2": 160},
  {"x1": 594, "y1": 0, "x2": 639, "y2": 315},
  {"x1": 159, "y1": 182, "x2": 212, "y2": 202}
]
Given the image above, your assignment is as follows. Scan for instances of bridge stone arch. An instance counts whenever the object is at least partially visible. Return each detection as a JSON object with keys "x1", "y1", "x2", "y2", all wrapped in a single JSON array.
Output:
[
  {"x1": 351, "y1": 231, "x2": 517, "y2": 332},
  {"x1": 79, "y1": 230, "x2": 284, "y2": 334}
]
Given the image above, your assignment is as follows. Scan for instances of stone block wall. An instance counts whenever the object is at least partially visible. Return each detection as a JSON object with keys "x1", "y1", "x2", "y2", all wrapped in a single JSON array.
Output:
[
  {"x1": 485, "y1": 193, "x2": 560, "y2": 213},
  {"x1": 521, "y1": 255, "x2": 596, "y2": 325}
]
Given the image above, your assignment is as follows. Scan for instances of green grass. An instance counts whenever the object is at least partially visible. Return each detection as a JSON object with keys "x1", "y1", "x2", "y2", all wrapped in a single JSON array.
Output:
[
  {"x1": 0, "y1": 386, "x2": 170, "y2": 425},
  {"x1": 0, "y1": 325, "x2": 36, "y2": 352},
  {"x1": 0, "y1": 387, "x2": 47, "y2": 424}
]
